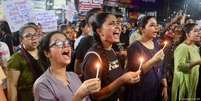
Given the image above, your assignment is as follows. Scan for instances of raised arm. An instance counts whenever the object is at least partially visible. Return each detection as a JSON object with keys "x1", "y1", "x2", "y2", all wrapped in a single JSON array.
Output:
[{"x1": 127, "y1": 43, "x2": 164, "y2": 74}]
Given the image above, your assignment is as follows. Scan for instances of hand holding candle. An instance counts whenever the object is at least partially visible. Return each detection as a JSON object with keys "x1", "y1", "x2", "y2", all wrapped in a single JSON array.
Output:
[
  {"x1": 162, "y1": 41, "x2": 168, "y2": 50},
  {"x1": 96, "y1": 62, "x2": 101, "y2": 78}
]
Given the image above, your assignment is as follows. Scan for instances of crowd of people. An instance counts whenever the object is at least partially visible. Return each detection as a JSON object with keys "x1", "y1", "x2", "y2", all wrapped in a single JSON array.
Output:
[{"x1": 0, "y1": 7, "x2": 201, "y2": 101}]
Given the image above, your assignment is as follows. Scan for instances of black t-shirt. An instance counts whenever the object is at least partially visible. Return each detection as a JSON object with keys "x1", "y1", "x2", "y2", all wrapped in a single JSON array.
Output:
[
  {"x1": 82, "y1": 46, "x2": 125, "y2": 101},
  {"x1": 120, "y1": 31, "x2": 129, "y2": 49},
  {"x1": 75, "y1": 36, "x2": 94, "y2": 61}
]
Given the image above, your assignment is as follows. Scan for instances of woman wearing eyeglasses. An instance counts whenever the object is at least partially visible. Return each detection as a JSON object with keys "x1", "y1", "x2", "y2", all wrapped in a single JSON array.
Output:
[
  {"x1": 7, "y1": 25, "x2": 45, "y2": 101},
  {"x1": 33, "y1": 31, "x2": 101, "y2": 101}
]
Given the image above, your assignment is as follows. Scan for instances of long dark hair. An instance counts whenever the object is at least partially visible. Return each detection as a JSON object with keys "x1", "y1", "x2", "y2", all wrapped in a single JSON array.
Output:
[
  {"x1": 77, "y1": 20, "x2": 88, "y2": 37},
  {"x1": 90, "y1": 13, "x2": 113, "y2": 68},
  {"x1": 0, "y1": 20, "x2": 12, "y2": 34},
  {"x1": 38, "y1": 31, "x2": 67, "y2": 68},
  {"x1": 86, "y1": 8, "x2": 102, "y2": 24}
]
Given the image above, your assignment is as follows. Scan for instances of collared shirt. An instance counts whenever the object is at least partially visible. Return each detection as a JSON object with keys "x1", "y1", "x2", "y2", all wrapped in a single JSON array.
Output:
[{"x1": 74, "y1": 35, "x2": 85, "y2": 50}]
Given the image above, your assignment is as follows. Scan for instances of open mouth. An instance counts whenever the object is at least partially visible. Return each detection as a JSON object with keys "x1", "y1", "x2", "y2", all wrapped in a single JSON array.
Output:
[
  {"x1": 62, "y1": 51, "x2": 70, "y2": 57},
  {"x1": 153, "y1": 31, "x2": 158, "y2": 35},
  {"x1": 113, "y1": 32, "x2": 120, "y2": 41},
  {"x1": 32, "y1": 42, "x2": 38, "y2": 45},
  {"x1": 113, "y1": 32, "x2": 120, "y2": 35}
]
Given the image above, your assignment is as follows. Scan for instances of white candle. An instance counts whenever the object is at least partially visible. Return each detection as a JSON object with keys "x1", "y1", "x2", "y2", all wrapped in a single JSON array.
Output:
[
  {"x1": 96, "y1": 63, "x2": 101, "y2": 78},
  {"x1": 138, "y1": 57, "x2": 144, "y2": 71},
  {"x1": 162, "y1": 41, "x2": 168, "y2": 50}
]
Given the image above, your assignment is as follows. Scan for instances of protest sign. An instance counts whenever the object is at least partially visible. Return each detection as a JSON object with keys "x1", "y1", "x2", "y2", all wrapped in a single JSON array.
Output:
[
  {"x1": 66, "y1": 1, "x2": 77, "y2": 22},
  {"x1": 34, "y1": 11, "x2": 57, "y2": 32},
  {"x1": 3, "y1": 0, "x2": 34, "y2": 32}
]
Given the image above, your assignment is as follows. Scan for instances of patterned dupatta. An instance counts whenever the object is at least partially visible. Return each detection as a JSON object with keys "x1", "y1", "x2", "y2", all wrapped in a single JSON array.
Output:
[{"x1": 19, "y1": 45, "x2": 44, "y2": 80}]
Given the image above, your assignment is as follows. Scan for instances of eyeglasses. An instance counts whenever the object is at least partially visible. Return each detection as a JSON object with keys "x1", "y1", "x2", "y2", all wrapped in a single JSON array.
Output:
[
  {"x1": 23, "y1": 33, "x2": 40, "y2": 39},
  {"x1": 110, "y1": 21, "x2": 122, "y2": 26},
  {"x1": 49, "y1": 40, "x2": 71, "y2": 48}
]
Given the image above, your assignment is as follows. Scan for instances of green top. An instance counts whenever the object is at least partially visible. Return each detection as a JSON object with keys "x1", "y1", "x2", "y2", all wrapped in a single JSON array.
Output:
[
  {"x1": 8, "y1": 51, "x2": 37, "y2": 101},
  {"x1": 172, "y1": 43, "x2": 200, "y2": 101}
]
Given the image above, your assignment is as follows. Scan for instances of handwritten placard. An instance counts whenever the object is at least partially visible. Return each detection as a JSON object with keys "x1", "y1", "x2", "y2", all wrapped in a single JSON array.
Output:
[
  {"x1": 3, "y1": 0, "x2": 34, "y2": 32},
  {"x1": 66, "y1": 1, "x2": 77, "y2": 22},
  {"x1": 197, "y1": 20, "x2": 201, "y2": 27},
  {"x1": 34, "y1": 11, "x2": 57, "y2": 32}
]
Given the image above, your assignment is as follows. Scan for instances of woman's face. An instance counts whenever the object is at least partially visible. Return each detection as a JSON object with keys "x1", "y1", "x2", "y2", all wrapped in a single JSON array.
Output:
[
  {"x1": 21, "y1": 27, "x2": 39, "y2": 51},
  {"x1": 65, "y1": 27, "x2": 76, "y2": 40},
  {"x1": 142, "y1": 18, "x2": 158, "y2": 38},
  {"x1": 47, "y1": 33, "x2": 72, "y2": 66},
  {"x1": 98, "y1": 15, "x2": 122, "y2": 44},
  {"x1": 187, "y1": 25, "x2": 200, "y2": 42}
]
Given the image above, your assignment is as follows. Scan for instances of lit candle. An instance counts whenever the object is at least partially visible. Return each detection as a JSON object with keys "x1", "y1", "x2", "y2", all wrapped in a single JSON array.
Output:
[
  {"x1": 96, "y1": 62, "x2": 101, "y2": 78},
  {"x1": 138, "y1": 57, "x2": 144, "y2": 71},
  {"x1": 162, "y1": 41, "x2": 168, "y2": 50},
  {"x1": 74, "y1": 33, "x2": 77, "y2": 41}
]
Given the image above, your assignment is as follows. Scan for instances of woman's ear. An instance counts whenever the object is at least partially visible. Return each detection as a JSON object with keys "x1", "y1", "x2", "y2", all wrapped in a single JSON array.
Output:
[
  {"x1": 96, "y1": 28, "x2": 104, "y2": 37},
  {"x1": 139, "y1": 27, "x2": 144, "y2": 34},
  {"x1": 20, "y1": 37, "x2": 25, "y2": 44},
  {"x1": 44, "y1": 51, "x2": 50, "y2": 58},
  {"x1": 185, "y1": 32, "x2": 191, "y2": 39}
]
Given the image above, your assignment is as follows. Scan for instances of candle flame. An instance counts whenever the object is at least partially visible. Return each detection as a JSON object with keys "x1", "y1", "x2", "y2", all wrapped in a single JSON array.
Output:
[
  {"x1": 138, "y1": 57, "x2": 144, "y2": 71},
  {"x1": 164, "y1": 41, "x2": 168, "y2": 45},
  {"x1": 96, "y1": 62, "x2": 101, "y2": 68},
  {"x1": 162, "y1": 41, "x2": 168, "y2": 50},
  {"x1": 139, "y1": 57, "x2": 144, "y2": 63}
]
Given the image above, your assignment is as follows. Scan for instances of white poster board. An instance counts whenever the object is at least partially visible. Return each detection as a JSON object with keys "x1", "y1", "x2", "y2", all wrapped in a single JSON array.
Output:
[
  {"x1": 54, "y1": 0, "x2": 66, "y2": 9},
  {"x1": 197, "y1": 20, "x2": 201, "y2": 27},
  {"x1": 66, "y1": 1, "x2": 77, "y2": 22},
  {"x1": 34, "y1": 11, "x2": 57, "y2": 32},
  {"x1": 3, "y1": 0, "x2": 34, "y2": 32},
  {"x1": 0, "y1": 5, "x2": 4, "y2": 20}
]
